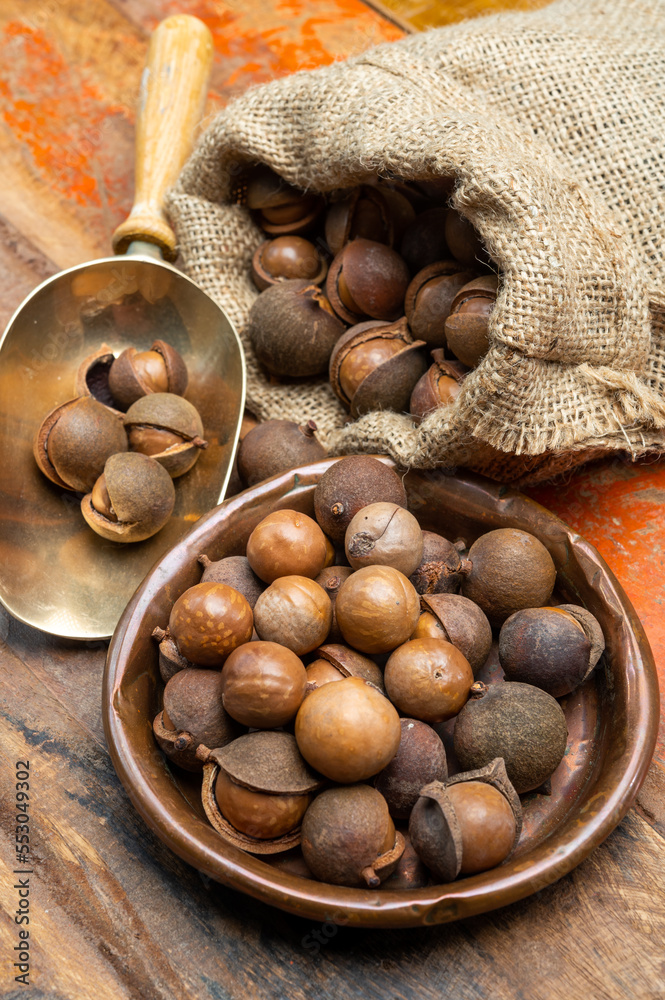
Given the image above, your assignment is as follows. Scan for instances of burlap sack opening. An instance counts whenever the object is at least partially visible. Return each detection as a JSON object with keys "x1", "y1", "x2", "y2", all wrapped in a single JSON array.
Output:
[{"x1": 168, "y1": 0, "x2": 665, "y2": 485}]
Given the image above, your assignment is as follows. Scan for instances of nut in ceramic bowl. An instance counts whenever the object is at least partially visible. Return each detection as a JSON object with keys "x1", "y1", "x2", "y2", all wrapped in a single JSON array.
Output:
[{"x1": 104, "y1": 459, "x2": 658, "y2": 927}]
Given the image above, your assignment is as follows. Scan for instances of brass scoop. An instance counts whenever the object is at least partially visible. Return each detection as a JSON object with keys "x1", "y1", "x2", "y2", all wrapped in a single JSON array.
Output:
[{"x1": 0, "y1": 16, "x2": 245, "y2": 640}]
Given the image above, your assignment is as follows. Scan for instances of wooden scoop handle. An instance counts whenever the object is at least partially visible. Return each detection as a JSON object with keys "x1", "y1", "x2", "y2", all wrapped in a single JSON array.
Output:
[{"x1": 112, "y1": 15, "x2": 213, "y2": 261}]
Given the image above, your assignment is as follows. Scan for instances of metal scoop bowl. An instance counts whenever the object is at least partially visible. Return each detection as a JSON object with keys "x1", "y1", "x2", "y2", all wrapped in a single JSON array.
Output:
[{"x1": 0, "y1": 16, "x2": 245, "y2": 640}]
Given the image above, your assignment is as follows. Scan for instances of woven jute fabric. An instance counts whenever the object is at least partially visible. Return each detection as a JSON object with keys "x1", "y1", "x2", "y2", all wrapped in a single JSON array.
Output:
[{"x1": 167, "y1": 0, "x2": 665, "y2": 485}]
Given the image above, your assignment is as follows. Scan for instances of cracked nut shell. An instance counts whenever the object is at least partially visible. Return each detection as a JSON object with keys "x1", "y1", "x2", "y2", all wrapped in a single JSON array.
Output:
[
  {"x1": 81, "y1": 451, "x2": 175, "y2": 542},
  {"x1": 34, "y1": 395, "x2": 128, "y2": 493},
  {"x1": 108, "y1": 340, "x2": 188, "y2": 410},
  {"x1": 329, "y1": 317, "x2": 428, "y2": 417},
  {"x1": 123, "y1": 392, "x2": 208, "y2": 478},
  {"x1": 345, "y1": 501, "x2": 423, "y2": 577}
]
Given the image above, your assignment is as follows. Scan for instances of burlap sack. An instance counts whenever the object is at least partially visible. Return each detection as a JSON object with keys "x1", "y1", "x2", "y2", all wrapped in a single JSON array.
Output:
[{"x1": 167, "y1": 0, "x2": 665, "y2": 485}]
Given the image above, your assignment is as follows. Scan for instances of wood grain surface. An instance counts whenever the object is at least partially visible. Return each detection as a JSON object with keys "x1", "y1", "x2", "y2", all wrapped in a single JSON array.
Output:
[{"x1": 0, "y1": 2, "x2": 664, "y2": 998}]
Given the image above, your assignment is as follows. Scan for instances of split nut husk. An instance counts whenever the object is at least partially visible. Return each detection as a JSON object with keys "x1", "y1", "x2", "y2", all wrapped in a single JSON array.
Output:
[
  {"x1": 198, "y1": 731, "x2": 324, "y2": 852},
  {"x1": 307, "y1": 642, "x2": 385, "y2": 695},
  {"x1": 499, "y1": 604, "x2": 605, "y2": 697},
  {"x1": 329, "y1": 317, "x2": 427, "y2": 417},
  {"x1": 409, "y1": 530, "x2": 468, "y2": 596},
  {"x1": 410, "y1": 353, "x2": 469, "y2": 423},
  {"x1": 81, "y1": 452, "x2": 175, "y2": 542},
  {"x1": 34, "y1": 395, "x2": 128, "y2": 493},
  {"x1": 75, "y1": 344, "x2": 116, "y2": 408},
  {"x1": 404, "y1": 261, "x2": 477, "y2": 350},
  {"x1": 326, "y1": 238, "x2": 410, "y2": 325},
  {"x1": 301, "y1": 784, "x2": 405, "y2": 887},
  {"x1": 325, "y1": 186, "x2": 393, "y2": 256},
  {"x1": 123, "y1": 393, "x2": 208, "y2": 478},
  {"x1": 409, "y1": 758, "x2": 522, "y2": 881},
  {"x1": 413, "y1": 593, "x2": 492, "y2": 675}
]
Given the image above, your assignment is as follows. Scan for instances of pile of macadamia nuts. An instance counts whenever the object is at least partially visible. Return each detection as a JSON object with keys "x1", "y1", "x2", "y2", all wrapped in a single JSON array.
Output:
[
  {"x1": 33, "y1": 341, "x2": 208, "y2": 542},
  {"x1": 242, "y1": 165, "x2": 498, "y2": 423},
  {"x1": 152, "y1": 456, "x2": 605, "y2": 889}
]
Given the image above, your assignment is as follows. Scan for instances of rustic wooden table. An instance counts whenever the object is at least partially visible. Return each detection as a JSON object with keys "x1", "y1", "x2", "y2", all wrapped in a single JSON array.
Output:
[{"x1": 0, "y1": 2, "x2": 664, "y2": 997}]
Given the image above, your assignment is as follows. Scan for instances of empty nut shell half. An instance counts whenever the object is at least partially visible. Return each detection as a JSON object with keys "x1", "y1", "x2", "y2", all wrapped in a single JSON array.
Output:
[
  {"x1": 418, "y1": 593, "x2": 492, "y2": 675},
  {"x1": 75, "y1": 343, "x2": 117, "y2": 408},
  {"x1": 409, "y1": 758, "x2": 522, "y2": 881},
  {"x1": 108, "y1": 340, "x2": 188, "y2": 410},
  {"x1": 329, "y1": 317, "x2": 428, "y2": 417},
  {"x1": 123, "y1": 392, "x2": 208, "y2": 478},
  {"x1": 82, "y1": 452, "x2": 175, "y2": 542},
  {"x1": 34, "y1": 395, "x2": 128, "y2": 493}
]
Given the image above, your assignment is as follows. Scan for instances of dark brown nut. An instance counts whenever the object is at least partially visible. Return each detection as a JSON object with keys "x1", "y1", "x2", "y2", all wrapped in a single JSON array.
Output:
[
  {"x1": 220, "y1": 640, "x2": 307, "y2": 728},
  {"x1": 329, "y1": 317, "x2": 428, "y2": 417},
  {"x1": 345, "y1": 501, "x2": 423, "y2": 577},
  {"x1": 374, "y1": 718, "x2": 448, "y2": 818},
  {"x1": 198, "y1": 554, "x2": 264, "y2": 609},
  {"x1": 123, "y1": 393, "x2": 208, "y2": 478},
  {"x1": 237, "y1": 419, "x2": 327, "y2": 488},
  {"x1": 34, "y1": 395, "x2": 128, "y2": 493},
  {"x1": 445, "y1": 209, "x2": 489, "y2": 268},
  {"x1": 301, "y1": 784, "x2": 404, "y2": 887},
  {"x1": 75, "y1": 343, "x2": 116, "y2": 408},
  {"x1": 247, "y1": 280, "x2": 345, "y2": 378},
  {"x1": 409, "y1": 530, "x2": 466, "y2": 595},
  {"x1": 409, "y1": 758, "x2": 521, "y2": 880},
  {"x1": 454, "y1": 681, "x2": 568, "y2": 793},
  {"x1": 444, "y1": 275, "x2": 498, "y2": 368},
  {"x1": 152, "y1": 668, "x2": 241, "y2": 772},
  {"x1": 168, "y1": 581, "x2": 254, "y2": 667},
  {"x1": 152, "y1": 627, "x2": 193, "y2": 683},
  {"x1": 499, "y1": 605, "x2": 605, "y2": 697},
  {"x1": 315, "y1": 642, "x2": 385, "y2": 694},
  {"x1": 245, "y1": 164, "x2": 323, "y2": 236},
  {"x1": 295, "y1": 676, "x2": 400, "y2": 782},
  {"x1": 410, "y1": 352, "x2": 468, "y2": 423},
  {"x1": 253, "y1": 576, "x2": 332, "y2": 656},
  {"x1": 198, "y1": 731, "x2": 324, "y2": 850},
  {"x1": 461, "y1": 528, "x2": 557, "y2": 627},
  {"x1": 384, "y1": 638, "x2": 474, "y2": 723},
  {"x1": 108, "y1": 340, "x2": 188, "y2": 410},
  {"x1": 417, "y1": 593, "x2": 492, "y2": 675},
  {"x1": 326, "y1": 238, "x2": 410, "y2": 324},
  {"x1": 246, "y1": 509, "x2": 328, "y2": 583},
  {"x1": 335, "y1": 566, "x2": 420, "y2": 655},
  {"x1": 313, "y1": 566, "x2": 354, "y2": 643},
  {"x1": 399, "y1": 208, "x2": 450, "y2": 274},
  {"x1": 314, "y1": 455, "x2": 407, "y2": 545},
  {"x1": 325, "y1": 186, "x2": 393, "y2": 255},
  {"x1": 81, "y1": 452, "x2": 175, "y2": 543},
  {"x1": 404, "y1": 261, "x2": 477, "y2": 349},
  {"x1": 251, "y1": 237, "x2": 328, "y2": 291}
]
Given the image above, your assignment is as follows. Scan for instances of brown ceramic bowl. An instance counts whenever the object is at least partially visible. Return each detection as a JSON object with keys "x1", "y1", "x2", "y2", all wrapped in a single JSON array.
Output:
[{"x1": 103, "y1": 459, "x2": 659, "y2": 928}]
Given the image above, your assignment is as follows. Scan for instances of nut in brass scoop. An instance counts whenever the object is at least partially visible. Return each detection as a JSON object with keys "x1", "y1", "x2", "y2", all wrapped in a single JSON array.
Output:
[{"x1": 0, "y1": 16, "x2": 246, "y2": 640}]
